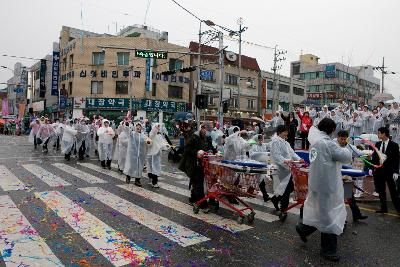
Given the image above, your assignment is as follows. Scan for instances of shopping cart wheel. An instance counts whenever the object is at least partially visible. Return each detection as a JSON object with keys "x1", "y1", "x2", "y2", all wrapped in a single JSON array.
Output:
[
  {"x1": 247, "y1": 212, "x2": 255, "y2": 224},
  {"x1": 193, "y1": 205, "x2": 200, "y2": 214},
  {"x1": 237, "y1": 216, "x2": 245, "y2": 224}
]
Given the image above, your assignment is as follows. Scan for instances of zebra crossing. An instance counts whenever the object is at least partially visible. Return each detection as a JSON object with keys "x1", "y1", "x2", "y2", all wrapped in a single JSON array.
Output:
[{"x1": 0, "y1": 161, "x2": 300, "y2": 266}]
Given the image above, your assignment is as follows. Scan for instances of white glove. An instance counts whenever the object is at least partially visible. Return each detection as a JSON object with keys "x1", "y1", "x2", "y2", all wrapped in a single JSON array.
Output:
[{"x1": 393, "y1": 173, "x2": 399, "y2": 182}]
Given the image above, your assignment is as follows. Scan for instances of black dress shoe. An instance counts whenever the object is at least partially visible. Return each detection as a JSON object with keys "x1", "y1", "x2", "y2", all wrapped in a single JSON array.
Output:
[
  {"x1": 271, "y1": 197, "x2": 280, "y2": 211},
  {"x1": 134, "y1": 179, "x2": 142, "y2": 187},
  {"x1": 353, "y1": 214, "x2": 368, "y2": 221},
  {"x1": 321, "y1": 252, "x2": 340, "y2": 262},
  {"x1": 295, "y1": 224, "x2": 308, "y2": 243},
  {"x1": 126, "y1": 175, "x2": 131, "y2": 184},
  {"x1": 375, "y1": 210, "x2": 388, "y2": 214}
]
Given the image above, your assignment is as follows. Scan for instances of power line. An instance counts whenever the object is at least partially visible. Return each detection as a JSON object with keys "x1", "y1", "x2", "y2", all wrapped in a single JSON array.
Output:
[{"x1": 169, "y1": 0, "x2": 202, "y2": 22}]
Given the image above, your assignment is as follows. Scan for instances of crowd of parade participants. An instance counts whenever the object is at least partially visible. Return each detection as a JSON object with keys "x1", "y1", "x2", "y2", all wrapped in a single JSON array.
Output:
[{"x1": 25, "y1": 99, "x2": 400, "y2": 262}]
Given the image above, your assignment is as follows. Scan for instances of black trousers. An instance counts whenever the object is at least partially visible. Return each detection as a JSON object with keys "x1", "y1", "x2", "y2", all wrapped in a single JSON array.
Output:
[
  {"x1": 190, "y1": 166, "x2": 208, "y2": 208},
  {"x1": 272, "y1": 178, "x2": 294, "y2": 211},
  {"x1": 148, "y1": 173, "x2": 159, "y2": 185},
  {"x1": 300, "y1": 132, "x2": 309, "y2": 150},
  {"x1": 33, "y1": 135, "x2": 38, "y2": 148},
  {"x1": 348, "y1": 195, "x2": 362, "y2": 218},
  {"x1": 53, "y1": 136, "x2": 60, "y2": 150},
  {"x1": 374, "y1": 172, "x2": 400, "y2": 213},
  {"x1": 288, "y1": 137, "x2": 295, "y2": 149},
  {"x1": 297, "y1": 223, "x2": 338, "y2": 255},
  {"x1": 78, "y1": 141, "x2": 86, "y2": 160},
  {"x1": 259, "y1": 180, "x2": 269, "y2": 200},
  {"x1": 43, "y1": 138, "x2": 50, "y2": 150}
]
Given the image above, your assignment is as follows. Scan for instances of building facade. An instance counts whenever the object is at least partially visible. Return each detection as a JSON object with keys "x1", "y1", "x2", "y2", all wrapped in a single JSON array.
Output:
[
  {"x1": 59, "y1": 26, "x2": 191, "y2": 123},
  {"x1": 189, "y1": 42, "x2": 260, "y2": 120},
  {"x1": 261, "y1": 70, "x2": 306, "y2": 113},
  {"x1": 291, "y1": 54, "x2": 380, "y2": 107},
  {"x1": 118, "y1": 24, "x2": 168, "y2": 42},
  {"x1": 6, "y1": 62, "x2": 28, "y2": 116}
]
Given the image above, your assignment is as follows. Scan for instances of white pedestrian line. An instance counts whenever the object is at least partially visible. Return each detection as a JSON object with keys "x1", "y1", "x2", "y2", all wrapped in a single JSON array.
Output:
[
  {"x1": 157, "y1": 182, "x2": 279, "y2": 223},
  {"x1": 79, "y1": 163, "x2": 125, "y2": 182},
  {"x1": 22, "y1": 164, "x2": 71, "y2": 187},
  {"x1": 36, "y1": 191, "x2": 154, "y2": 266},
  {"x1": 174, "y1": 179, "x2": 300, "y2": 215},
  {"x1": 117, "y1": 184, "x2": 252, "y2": 233},
  {"x1": 80, "y1": 187, "x2": 210, "y2": 247},
  {"x1": 53, "y1": 163, "x2": 107, "y2": 184},
  {"x1": 0, "y1": 195, "x2": 63, "y2": 266},
  {"x1": 160, "y1": 171, "x2": 187, "y2": 180},
  {"x1": 0, "y1": 165, "x2": 28, "y2": 191}
]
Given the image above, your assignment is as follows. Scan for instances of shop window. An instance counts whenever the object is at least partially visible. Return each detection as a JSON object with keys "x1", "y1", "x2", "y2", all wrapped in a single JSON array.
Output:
[{"x1": 168, "y1": 85, "x2": 182, "y2": 99}]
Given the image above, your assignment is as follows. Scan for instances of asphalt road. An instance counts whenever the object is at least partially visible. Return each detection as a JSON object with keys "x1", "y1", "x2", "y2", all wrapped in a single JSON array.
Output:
[{"x1": 0, "y1": 134, "x2": 399, "y2": 267}]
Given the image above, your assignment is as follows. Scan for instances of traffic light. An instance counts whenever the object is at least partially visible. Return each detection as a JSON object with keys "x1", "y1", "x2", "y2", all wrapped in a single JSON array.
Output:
[
  {"x1": 223, "y1": 100, "x2": 229, "y2": 113},
  {"x1": 161, "y1": 70, "x2": 176, "y2": 76},
  {"x1": 180, "y1": 66, "x2": 196, "y2": 73},
  {"x1": 195, "y1": 94, "x2": 208, "y2": 109}
]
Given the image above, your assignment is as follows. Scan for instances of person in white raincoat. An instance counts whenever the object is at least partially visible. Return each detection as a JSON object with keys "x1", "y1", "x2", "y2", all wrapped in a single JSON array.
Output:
[
  {"x1": 295, "y1": 118, "x2": 352, "y2": 262},
  {"x1": 61, "y1": 120, "x2": 78, "y2": 160},
  {"x1": 147, "y1": 123, "x2": 169, "y2": 188},
  {"x1": 113, "y1": 121, "x2": 130, "y2": 173},
  {"x1": 51, "y1": 119, "x2": 62, "y2": 151},
  {"x1": 270, "y1": 125, "x2": 303, "y2": 220},
  {"x1": 97, "y1": 119, "x2": 115, "y2": 169},
  {"x1": 249, "y1": 134, "x2": 272, "y2": 202},
  {"x1": 83, "y1": 118, "x2": 92, "y2": 158},
  {"x1": 349, "y1": 112, "x2": 363, "y2": 144},
  {"x1": 124, "y1": 123, "x2": 151, "y2": 187},
  {"x1": 223, "y1": 126, "x2": 249, "y2": 161},
  {"x1": 36, "y1": 118, "x2": 55, "y2": 153},
  {"x1": 75, "y1": 119, "x2": 90, "y2": 160}
]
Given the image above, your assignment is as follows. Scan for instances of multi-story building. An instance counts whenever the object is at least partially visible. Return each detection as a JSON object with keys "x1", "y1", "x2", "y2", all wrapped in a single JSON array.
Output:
[
  {"x1": 261, "y1": 70, "x2": 306, "y2": 114},
  {"x1": 290, "y1": 54, "x2": 380, "y2": 106},
  {"x1": 6, "y1": 62, "x2": 28, "y2": 116},
  {"x1": 188, "y1": 42, "x2": 260, "y2": 120},
  {"x1": 59, "y1": 26, "x2": 191, "y2": 123},
  {"x1": 118, "y1": 24, "x2": 168, "y2": 42}
]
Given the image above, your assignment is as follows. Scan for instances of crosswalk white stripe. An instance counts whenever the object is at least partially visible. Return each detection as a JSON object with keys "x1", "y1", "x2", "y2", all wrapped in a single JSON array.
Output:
[
  {"x1": 22, "y1": 164, "x2": 71, "y2": 187},
  {"x1": 0, "y1": 195, "x2": 64, "y2": 266},
  {"x1": 35, "y1": 191, "x2": 154, "y2": 266},
  {"x1": 53, "y1": 163, "x2": 107, "y2": 184},
  {"x1": 80, "y1": 187, "x2": 210, "y2": 247},
  {"x1": 111, "y1": 163, "x2": 185, "y2": 180},
  {"x1": 0, "y1": 165, "x2": 28, "y2": 191},
  {"x1": 78, "y1": 163, "x2": 251, "y2": 231},
  {"x1": 157, "y1": 182, "x2": 279, "y2": 222},
  {"x1": 173, "y1": 179, "x2": 300, "y2": 215},
  {"x1": 117, "y1": 184, "x2": 252, "y2": 233}
]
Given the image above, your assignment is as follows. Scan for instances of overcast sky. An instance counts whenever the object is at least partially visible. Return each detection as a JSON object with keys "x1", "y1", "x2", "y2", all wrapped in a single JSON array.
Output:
[{"x1": 1, "y1": 0, "x2": 399, "y2": 97}]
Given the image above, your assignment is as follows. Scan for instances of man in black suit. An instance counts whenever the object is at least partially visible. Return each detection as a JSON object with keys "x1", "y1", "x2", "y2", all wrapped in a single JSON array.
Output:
[{"x1": 372, "y1": 127, "x2": 400, "y2": 214}]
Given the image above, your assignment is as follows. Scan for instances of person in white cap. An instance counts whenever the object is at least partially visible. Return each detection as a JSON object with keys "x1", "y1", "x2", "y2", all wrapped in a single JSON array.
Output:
[{"x1": 97, "y1": 119, "x2": 115, "y2": 169}]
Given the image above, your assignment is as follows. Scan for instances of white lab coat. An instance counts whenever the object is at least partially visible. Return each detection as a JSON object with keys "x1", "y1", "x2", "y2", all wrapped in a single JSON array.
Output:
[
  {"x1": 113, "y1": 126, "x2": 129, "y2": 171},
  {"x1": 124, "y1": 130, "x2": 148, "y2": 178},
  {"x1": 270, "y1": 134, "x2": 300, "y2": 196},
  {"x1": 97, "y1": 125, "x2": 115, "y2": 161},
  {"x1": 303, "y1": 127, "x2": 352, "y2": 235},
  {"x1": 61, "y1": 125, "x2": 77, "y2": 155}
]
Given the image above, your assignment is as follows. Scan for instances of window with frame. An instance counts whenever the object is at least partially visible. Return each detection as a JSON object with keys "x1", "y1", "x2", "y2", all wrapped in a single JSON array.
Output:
[
  {"x1": 117, "y1": 52, "x2": 130, "y2": 66},
  {"x1": 152, "y1": 83, "x2": 157, "y2": 97},
  {"x1": 230, "y1": 98, "x2": 238, "y2": 108},
  {"x1": 69, "y1": 82, "x2": 73, "y2": 95},
  {"x1": 279, "y1": 84, "x2": 290, "y2": 93},
  {"x1": 292, "y1": 64, "x2": 300, "y2": 75},
  {"x1": 62, "y1": 58, "x2": 67, "y2": 71},
  {"x1": 208, "y1": 95, "x2": 215, "y2": 106},
  {"x1": 247, "y1": 78, "x2": 256, "y2": 88},
  {"x1": 168, "y1": 85, "x2": 183, "y2": 99},
  {"x1": 267, "y1": 80, "x2": 273, "y2": 90},
  {"x1": 69, "y1": 54, "x2": 74, "y2": 69},
  {"x1": 92, "y1": 52, "x2": 105, "y2": 66},
  {"x1": 225, "y1": 74, "x2": 238, "y2": 85},
  {"x1": 116, "y1": 81, "x2": 128, "y2": 94},
  {"x1": 169, "y1": 58, "x2": 183, "y2": 70},
  {"x1": 247, "y1": 99, "x2": 255, "y2": 109},
  {"x1": 293, "y1": 87, "x2": 304, "y2": 96},
  {"x1": 91, "y1": 81, "x2": 103, "y2": 94}
]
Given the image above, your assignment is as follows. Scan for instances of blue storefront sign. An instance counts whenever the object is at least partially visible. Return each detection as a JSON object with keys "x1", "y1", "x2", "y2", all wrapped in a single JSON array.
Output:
[
  {"x1": 325, "y1": 65, "x2": 336, "y2": 78},
  {"x1": 200, "y1": 70, "x2": 214, "y2": 80},
  {"x1": 59, "y1": 95, "x2": 67, "y2": 109},
  {"x1": 131, "y1": 98, "x2": 190, "y2": 112},
  {"x1": 51, "y1": 51, "x2": 60, "y2": 96}
]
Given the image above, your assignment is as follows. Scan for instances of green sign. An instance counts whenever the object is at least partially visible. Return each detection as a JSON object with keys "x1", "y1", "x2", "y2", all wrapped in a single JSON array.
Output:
[
  {"x1": 86, "y1": 98, "x2": 129, "y2": 109},
  {"x1": 132, "y1": 98, "x2": 190, "y2": 112},
  {"x1": 135, "y1": 49, "x2": 168, "y2": 59}
]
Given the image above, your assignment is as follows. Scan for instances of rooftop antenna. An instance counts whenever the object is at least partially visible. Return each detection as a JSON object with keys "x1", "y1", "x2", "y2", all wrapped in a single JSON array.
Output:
[{"x1": 144, "y1": 0, "x2": 152, "y2": 26}]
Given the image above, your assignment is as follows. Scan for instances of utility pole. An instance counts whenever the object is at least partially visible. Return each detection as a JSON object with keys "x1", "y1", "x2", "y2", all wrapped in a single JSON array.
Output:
[
  {"x1": 196, "y1": 21, "x2": 202, "y2": 130},
  {"x1": 271, "y1": 46, "x2": 287, "y2": 112},
  {"x1": 236, "y1": 18, "x2": 247, "y2": 116},
  {"x1": 372, "y1": 57, "x2": 396, "y2": 93},
  {"x1": 218, "y1": 31, "x2": 224, "y2": 127},
  {"x1": 129, "y1": 65, "x2": 134, "y2": 117}
]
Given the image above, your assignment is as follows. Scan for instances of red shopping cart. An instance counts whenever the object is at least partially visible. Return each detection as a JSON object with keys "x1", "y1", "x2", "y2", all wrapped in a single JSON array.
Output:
[{"x1": 193, "y1": 154, "x2": 268, "y2": 224}]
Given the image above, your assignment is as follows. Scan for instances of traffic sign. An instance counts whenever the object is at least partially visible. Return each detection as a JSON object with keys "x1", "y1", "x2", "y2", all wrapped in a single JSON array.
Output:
[{"x1": 135, "y1": 49, "x2": 168, "y2": 59}]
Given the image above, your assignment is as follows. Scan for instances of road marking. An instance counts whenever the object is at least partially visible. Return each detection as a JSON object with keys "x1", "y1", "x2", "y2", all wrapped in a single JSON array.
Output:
[
  {"x1": 79, "y1": 163, "x2": 126, "y2": 182},
  {"x1": 80, "y1": 187, "x2": 210, "y2": 247},
  {"x1": 22, "y1": 164, "x2": 71, "y2": 187},
  {"x1": 53, "y1": 163, "x2": 107, "y2": 184},
  {"x1": 160, "y1": 171, "x2": 187, "y2": 180},
  {"x1": 0, "y1": 165, "x2": 28, "y2": 191},
  {"x1": 36, "y1": 191, "x2": 154, "y2": 266},
  {"x1": 0, "y1": 195, "x2": 63, "y2": 266},
  {"x1": 174, "y1": 179, "x2": 300, "y2": 215},
  {"x1": 358, "y1": 206, "x2": 400, "y2": 217},
  {"x1": 157, "y1": 182, "x2": 279, "y2": 222},
  {"x1": 117, "y1": 184, "x2": 252, "y2": 233}
]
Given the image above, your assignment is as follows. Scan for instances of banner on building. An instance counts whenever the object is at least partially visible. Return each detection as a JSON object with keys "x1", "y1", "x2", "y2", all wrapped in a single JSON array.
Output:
[
  {"x1": 59, "y1": 95, "x2": 68, "y2": 109},
  {"x1": 18, "y1": 104, "x2": 26, "y2": 119},
  {"x1": 325, "y1": 65, "x2": 336, "y2": 79},
  {"x1": 1, "y1": 98, "x2": 8, "y2": 116},
  {"x1": 145, "y1": 58, "x2": 153, "y2": 92},
  {"x1": 51, "y1": 51, "x2": 60, "y2": 96},
  {"x1": 39, "y1": 59, "x2": 47, "y2": 97}
]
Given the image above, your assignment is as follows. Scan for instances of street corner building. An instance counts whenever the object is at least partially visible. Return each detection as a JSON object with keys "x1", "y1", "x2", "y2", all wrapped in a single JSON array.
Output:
[{"x1": 59, "y1": 25, "x2": 192, "y2": 122}]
